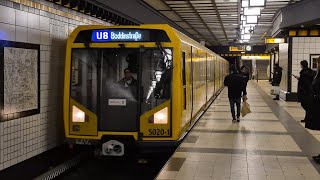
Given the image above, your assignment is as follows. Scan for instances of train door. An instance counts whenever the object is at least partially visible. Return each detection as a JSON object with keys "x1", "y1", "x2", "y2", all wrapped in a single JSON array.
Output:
[{"x1": 100, "y1": 49, "x2": 140, "y2": 132}]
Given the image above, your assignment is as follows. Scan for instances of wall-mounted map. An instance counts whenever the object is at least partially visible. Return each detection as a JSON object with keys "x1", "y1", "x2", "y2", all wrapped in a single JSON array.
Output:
[
  {"x1": 4, "y1": 47, "x2": 38, "y2": 114},
  {"x1": 0, "y1": 40, "x2": 40, "y2": 121}
]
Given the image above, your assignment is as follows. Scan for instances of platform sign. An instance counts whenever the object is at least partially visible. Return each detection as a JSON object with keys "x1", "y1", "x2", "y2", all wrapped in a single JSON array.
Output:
[
  {"x1": 91, "y1": 29, "x2": 143, "y2": 42},
  {"x1": 229, "y1": 46, "x2": 244, "y2": 52},
  {"x1": 265, "y1": 38, "x2": 285, "y2": 44}
]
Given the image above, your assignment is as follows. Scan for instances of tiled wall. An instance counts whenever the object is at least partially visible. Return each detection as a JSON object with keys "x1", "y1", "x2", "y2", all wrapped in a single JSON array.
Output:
[
  {"x1": 0, "y1": 0, "x2": 112, "y2": 170},
  {"x1": 291, "y1": 37, "x2": 320, "y2": 92}
]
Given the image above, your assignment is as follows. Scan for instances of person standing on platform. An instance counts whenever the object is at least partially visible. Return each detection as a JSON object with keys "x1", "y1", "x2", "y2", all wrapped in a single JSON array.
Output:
[
  {"x1": 224, "y1": 65, "x2": 246, "y2": 123},
  {"x1": 306, "y1": 57, "x2": 320, "y2": 163},
  {"x1": 272, "y1": 64, "x2": 282, "y2": 100},
  {"x1": 293, "y1": 60, "x2": 314, "y2": 123},
  {"x1": 240, "y1": 66, "x2": 249, "y2": 101}
]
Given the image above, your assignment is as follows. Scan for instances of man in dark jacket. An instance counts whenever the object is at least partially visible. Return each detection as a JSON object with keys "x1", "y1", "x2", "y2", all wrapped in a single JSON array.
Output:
[
  {"x1": 293, "y1": 60, "x2": 314, "y2": 123},
  {"x1": 240, "y1": 66, "x2": 249, "y2": 101},
  {"x1": 118, "y1": 68, "x2": 138, "y2": 99},
  {"x1": 224, "y1": 65, "x2": 246, "y2": 123},
  {"x1": 272, "y1": 64, "x2": 282, "y2": 100}
]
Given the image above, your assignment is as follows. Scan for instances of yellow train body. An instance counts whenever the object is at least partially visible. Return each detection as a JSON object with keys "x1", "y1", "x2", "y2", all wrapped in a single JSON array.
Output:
[{"x1": 63, "y1": 24, "x2": 228, "y2": 149}]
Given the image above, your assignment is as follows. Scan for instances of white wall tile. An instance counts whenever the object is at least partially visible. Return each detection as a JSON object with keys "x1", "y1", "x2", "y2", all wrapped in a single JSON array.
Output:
[
  {"x1": 16, "y1": 10, "x2": 28, "y2": 27},
  {"x1": 305, "y1": 37, "x2": 311, "y2": 43},
  {"x1": 27, "y1": 13, "x2": 40, "y2": 30},
  {"x1": 293, "y1": 37, "x2": 298, "y2": 43},
  {"x1": 0, "y1": 23, "x2": 15, "y2": 41},
  {"x1": 310, "y1": 43, "x2": 316, "y2": 48},
  {"x1": 15, "y1": 26, "x2": 28, "y2": 43},
  {"x1": 27, "y1": 28, "x2": 40, "y2": 44},
  {"x1": 40, "y1": 16, "x2": 50, "y2": 32},
  {"x1": 316, "y1": 38, "x2": 320, "y2": 43},
  {"x1": 0, "y1": 6, "x2": 15, "y2": 25},
  {"x1": 40, "y1": 31, "x2": 50, "y2": 45},
  {"x1": 298, "y1": 37, "x2": 304, "y2": 42}
]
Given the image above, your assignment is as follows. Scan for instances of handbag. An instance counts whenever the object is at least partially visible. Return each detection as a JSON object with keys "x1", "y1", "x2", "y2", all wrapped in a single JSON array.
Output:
[
  {"x1": 270, "y1": 86, "x2": 280, "y2": 95},
  {"x1": 241, "y1": 101, "x2": 251, "y2": 117}
]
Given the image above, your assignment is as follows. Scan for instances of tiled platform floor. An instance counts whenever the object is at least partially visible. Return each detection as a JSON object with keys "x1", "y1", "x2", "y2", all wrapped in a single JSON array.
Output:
[{"x1": 156, "y1": 81, "x2": 320, "y2": 180}]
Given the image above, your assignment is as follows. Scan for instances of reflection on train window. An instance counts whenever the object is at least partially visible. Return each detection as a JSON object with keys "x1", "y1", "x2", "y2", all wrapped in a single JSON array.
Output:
[
  {"x1": 142, "y1": 48, "x2": 172, "y2": 115},
  {"x1": 71, "y1": 49, "x2": 99, "y2": 113}
]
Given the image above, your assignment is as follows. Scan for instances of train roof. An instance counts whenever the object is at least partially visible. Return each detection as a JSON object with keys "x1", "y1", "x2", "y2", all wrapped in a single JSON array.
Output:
[{"x1": 70, "y1": 24, "x2": 223, "y2": 59}]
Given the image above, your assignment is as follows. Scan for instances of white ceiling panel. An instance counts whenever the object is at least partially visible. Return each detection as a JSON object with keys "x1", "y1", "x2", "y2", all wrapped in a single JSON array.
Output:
[{"x1": 143, "y1": 0, "x2": 303, "y2": 45}]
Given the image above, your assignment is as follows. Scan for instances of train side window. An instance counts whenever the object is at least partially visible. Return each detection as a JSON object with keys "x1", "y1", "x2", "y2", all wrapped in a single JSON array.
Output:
[{"x1": 182, "y1": 51, "x2": 186, "y2": 110}]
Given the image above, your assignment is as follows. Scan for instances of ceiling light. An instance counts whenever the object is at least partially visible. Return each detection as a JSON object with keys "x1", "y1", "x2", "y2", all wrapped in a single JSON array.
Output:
[
  {"x1": 241, "y1": 15, "x2": 246, "y2": 21},
  {"x1": 244, "y1": 7, "x2": 262, "y2": 16},
  {"x1": 249, "y1": 0, "x2": 266, "y2": 7},
  {"x1": 244, "y1": 27, "x2": 250, "y2": 34},
  {"x1": 242, "y1": 0, "x2": 249, "y2": 8},
  {"x1": 243, "y1": 39, "x2": 250, "y2": 43},
  {"x1": 246, "y1": 16, "x2": 258, "y2": 24},
  {"x1": 243, "y1": 34, "x2": 251, "y2": 40}
]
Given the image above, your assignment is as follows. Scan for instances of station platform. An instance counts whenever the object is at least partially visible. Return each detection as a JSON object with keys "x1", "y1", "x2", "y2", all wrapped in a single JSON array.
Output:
[{"x1": 156, "y1": 81, "x2": 320, "y2": 180}]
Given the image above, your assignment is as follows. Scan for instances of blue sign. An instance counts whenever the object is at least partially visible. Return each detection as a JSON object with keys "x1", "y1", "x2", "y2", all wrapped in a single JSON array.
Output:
[{"x1": 91, "y1": 30, "x2": 142, "y2": 42}]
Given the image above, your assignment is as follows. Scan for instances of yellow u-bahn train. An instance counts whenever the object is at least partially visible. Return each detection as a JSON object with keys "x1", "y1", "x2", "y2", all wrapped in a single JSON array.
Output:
[{"x1": 63, "y1": 24, "x2": 228, "y2": 156}]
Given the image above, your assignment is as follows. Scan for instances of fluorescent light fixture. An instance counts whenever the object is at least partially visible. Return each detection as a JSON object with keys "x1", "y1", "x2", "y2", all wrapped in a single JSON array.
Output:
[
  {"x1": 244, "y1": 7, "x2": 262, "y2": 16},
  {"x1": 243, "y1": 34, "x2": 251, "y2": 40},
  {"x1": 249, "y1": 0, "x2": 266, "y2": 7},
  {"x1": 241, "y1": 15, "x2": 246, "y2": 21},
  {"x1": 244, "y1": 27, "x2": 250, "y2": 34},
  {"x1": 242, "y1": 0, "x2": 249, "y2": 7},
  {"x1": 246, "y1": 16, "x2": 258, "y2": 24},
  {"x1": 243, "y1": 39, "x2": 250, "y2": 42}
]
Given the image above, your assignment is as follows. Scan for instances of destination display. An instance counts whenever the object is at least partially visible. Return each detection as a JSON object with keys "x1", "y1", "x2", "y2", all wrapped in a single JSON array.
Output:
[
  {"x1": 91, "y1": 30, "x2": 144, "y2": 42},
  {"x1": 74, "y1": 29, "x2": 171, "y2": 43}
]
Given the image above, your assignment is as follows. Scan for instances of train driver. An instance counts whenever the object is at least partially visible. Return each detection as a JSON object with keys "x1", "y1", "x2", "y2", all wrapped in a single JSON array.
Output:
[{"x1": 118, "y1": 68, "x2": 138, "y2": 98}]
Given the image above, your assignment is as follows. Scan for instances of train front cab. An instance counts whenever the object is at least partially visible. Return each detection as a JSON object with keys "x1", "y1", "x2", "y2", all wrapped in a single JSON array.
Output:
[{"x1": 64, "y1": 25, "x2": 185, "y2": 154}]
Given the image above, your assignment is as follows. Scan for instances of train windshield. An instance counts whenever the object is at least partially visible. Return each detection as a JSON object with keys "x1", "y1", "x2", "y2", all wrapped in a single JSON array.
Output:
[{"x1": 70, "y1": 48, "x2": 172, "y2": 131}]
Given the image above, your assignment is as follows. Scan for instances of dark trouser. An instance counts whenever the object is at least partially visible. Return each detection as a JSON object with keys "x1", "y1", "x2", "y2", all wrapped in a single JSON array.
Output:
[
  {"x1": 229, "y1": 97, "x2": 241, "y2": 120},
  {"x1": 301, "y1": 101, "x2": 312, "y2": 122}
]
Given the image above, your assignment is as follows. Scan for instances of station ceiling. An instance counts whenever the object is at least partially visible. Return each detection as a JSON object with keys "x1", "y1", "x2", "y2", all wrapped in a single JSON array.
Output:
[{"x1": 142, "y1": 0, "x2": 303, "y2": 46}]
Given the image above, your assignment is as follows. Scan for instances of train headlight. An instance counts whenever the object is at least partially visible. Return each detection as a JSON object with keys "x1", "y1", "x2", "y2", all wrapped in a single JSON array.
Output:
[
  {"x1": 153, "y1": 107, "x2": 168, "y2": 124},
  {"x1": 72, "y1": 106, "x2": 85, "y2": 122}
]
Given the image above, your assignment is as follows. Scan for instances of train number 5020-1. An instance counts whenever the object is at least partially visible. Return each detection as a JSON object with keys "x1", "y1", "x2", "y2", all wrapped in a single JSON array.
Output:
[{"x1": 148, "y1": 129, "x2": 170, "y2": 136}]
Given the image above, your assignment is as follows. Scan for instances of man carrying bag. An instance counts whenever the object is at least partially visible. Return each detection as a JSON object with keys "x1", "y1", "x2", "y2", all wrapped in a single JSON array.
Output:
[{"x1": 224, "y1": 65, "x2": 247, "y2": 123}]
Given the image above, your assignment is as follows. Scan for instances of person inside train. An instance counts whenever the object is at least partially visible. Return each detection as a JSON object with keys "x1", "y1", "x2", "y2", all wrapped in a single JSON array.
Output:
[
  {"x1": 306, "y1": 56, "x2": 320, "y2": 163},
  {"x1": 224, "y1": 64, "x2": 246, "y2": 123},
  {"x1": 293, "y1": 60, "x2": 314, "y2": 123},
  {"x1": 240, "y1": 66, "x2": 249, "y2": 101},
  {"x1": 118, "y1": 68, "x2": 138, "y2": 98},
  {"x1": 272, "y1": 64, "x2": 282, "y2": 100}
]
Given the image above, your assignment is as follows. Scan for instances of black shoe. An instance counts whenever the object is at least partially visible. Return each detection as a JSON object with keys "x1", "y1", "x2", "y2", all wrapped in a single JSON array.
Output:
[
  {"x1": 313, "y1": 155, "x2": 320, "y2": 164},
  {"x1": 273, "y1": 98, "x2": 279, "y2": 100},
  {"x1": 237, "y1": 117, "x2": 240, "y2": 122},
  {"x1": 301, "y1": 120, "x2": 306, "y2": 123}
]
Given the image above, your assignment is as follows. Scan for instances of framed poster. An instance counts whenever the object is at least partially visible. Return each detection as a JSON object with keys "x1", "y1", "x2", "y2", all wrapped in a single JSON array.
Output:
[
  {"x1": 310, "y1": 54, "x2": 320, "y2": 71},
  {"x1": 0, "y1": 40, "x2": 40, "y2": 121}
]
